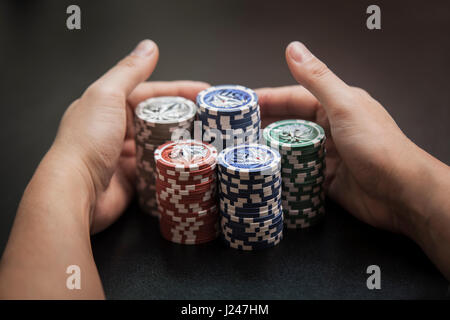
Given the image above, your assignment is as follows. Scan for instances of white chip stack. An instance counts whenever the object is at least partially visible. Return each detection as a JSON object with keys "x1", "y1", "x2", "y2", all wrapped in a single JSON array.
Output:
[{"x1": 134, "y1": 96, "x2": 197, "y2": 217}]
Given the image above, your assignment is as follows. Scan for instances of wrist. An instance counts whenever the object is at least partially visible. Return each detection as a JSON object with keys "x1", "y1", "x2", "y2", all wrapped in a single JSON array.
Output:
[
  {"x1": 23, "y1": 145, "x2": 97, "y2": 229},
  {"x1": 393, "y1": 144, "x2": 450, "y2": 243}
]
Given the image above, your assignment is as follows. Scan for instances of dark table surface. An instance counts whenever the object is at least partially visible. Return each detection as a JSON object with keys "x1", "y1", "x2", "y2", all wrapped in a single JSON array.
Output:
[{"x1": 1, "y1": 0, "x2": 449, "y2": 299}]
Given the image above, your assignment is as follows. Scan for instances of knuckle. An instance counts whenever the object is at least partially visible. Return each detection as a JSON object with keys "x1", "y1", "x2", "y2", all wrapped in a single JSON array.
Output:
[
  {"x1": 305, "y1": 59, "x2": 331, "y2": 82},
  {"x1": 118, "y1": 57, "x2": 138, "y2": 70},
  {"x1": 352, "y1": 87, "x2": 371, "y2": 98}
]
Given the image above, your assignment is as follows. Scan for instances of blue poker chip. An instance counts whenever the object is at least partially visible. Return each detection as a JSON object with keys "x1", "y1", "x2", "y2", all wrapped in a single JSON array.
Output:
[
  {"x1": 202, "y1": 126, "x2": 261, "y2": 140},
  {"x1": 224, "y1": 206, "x2": 282, "y2": 219},
  {"x1": 198, "y1": 114, "x2": 260, "y2": 130},
  {"x1": 220, "y1": 200, "x2": 282, "y2": 213},
  {"x1": 221, "y1": 211, "x2": 283, "y2": 230},
  {"x1": 196, "y1": 85, "x2": 259, "y2": 116},
  {"x1": 219, "y1": 176, "x2": 281, "y2": 191},
  {"x1": 221, "y1": 215, "x2": 283, "y2": 232},
  {"x1": 201, "y1": 119, "x2": 261, "y2": 134},
  {"x1": 218, "y1": 169, "x2": 279, "y2": 183},
  {"x1": 197, "y1": 107, "x2": 260, "y2": 124},
  {"x1": 222, "y1": 217, "x2": 283, "y2": 233},
  {"x1": 221, "y1": 231, "x2": 283, "y2": 247},
  {"x1": 222, "y1": 225, "x2": 283, "y2": 243},
  {"x1": 221, "y1": 233, "x2": 283, "y2": 247},
  {"x1": 220, "y1": 207, "x2": 282, "y2": 218},
  {"x1": 219, "y1": 186, "x2": 282, "y2": 204},
  {"x1": 218, "y1": 173, "x2": 283, "y2": 191},
  {"x1": 218, "y1": 144, "x2": 281, "y2": 176},
  {"x1": 218, "y1": 176, "x2": 281, "y2": 193},
  {"x1": 220, "y1": 235, "x2": 282, "y2": 251},
  {"x1": 219, "y1": 208, "x2": 282, "y2": 224},
  {"x1": 220, "y1": 188, "x2": 281, "y2": 201},
  {"x1": 219, "y1": 194, "x2": 281, "y2": 208}
]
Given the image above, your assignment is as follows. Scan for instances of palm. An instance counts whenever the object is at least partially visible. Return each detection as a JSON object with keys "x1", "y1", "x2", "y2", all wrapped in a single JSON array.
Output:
[
  {"x1": 257, "y1": 86, "x2": 400, "y2": 232},
  {"x1": 90, "y1": 81, "x2": 210, "y2": 234}
]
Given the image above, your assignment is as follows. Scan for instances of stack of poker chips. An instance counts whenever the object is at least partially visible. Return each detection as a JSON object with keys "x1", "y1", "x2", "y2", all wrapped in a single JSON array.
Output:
[
  {"x1": 218, "y1": 144, "x2": 283, "y2": 250},
  {"x1": 154, "y1": 140, "x2": 219, "y2": 244},
  {"x1": 134, "y1": 96, "x2": 197, "y2": 217},
  {"x1": 263, "y1": 119, "x2": 326, "y2": 229},
  {"x1": 196, "y1": 85, "x2": 261, "y2": 151}
]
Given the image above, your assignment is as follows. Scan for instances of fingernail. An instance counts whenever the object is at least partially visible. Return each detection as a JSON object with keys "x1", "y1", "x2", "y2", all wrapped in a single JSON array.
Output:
[
  {"x1": 131, "y1": 39, "x2": 155, "y2": 57},
  {"x1": 288, "y1": 41, "x2": 313, "y2": 63}
]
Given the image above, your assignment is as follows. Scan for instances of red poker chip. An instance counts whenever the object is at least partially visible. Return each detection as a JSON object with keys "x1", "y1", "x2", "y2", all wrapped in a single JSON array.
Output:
[
  {"x1": 155, "y1": 161, "x2": 216, "y2": 175},
  {"x1": 156, "y1": 172, "x2": 216, "y2": 186},
  {"x1": 161, "y1": 216, "x2": 219, "y2": 228},
  {"x1": 156, "y1": 191, "x2": 216, "y2": 204},
  {"x1": 154, "y1": 140, "x2": 219, "y2": 245},
  {"x1": 157, "y1": 204, "x2": 218, "y2": 215},
  {"x1": 154, "y1": 140, "x2": 217, "y2": 173},
  {"x1": 158, "y1": 207, "x2": 217, "y2": 219},
  {"x1": 157, "y1": 192, "x2": 216, "y2": 204},
  {"x1": 156, "y1": 165, "x2": 216, "y2": 179},
  {"x1": 160, "y1": 215, "x2": 219, "y2": 227},
  {"x1": 157, "y1": 195, "x2": 216, "y2": 208},
  {"x1": 156, "y1": 177, "x2": 217, "y2": 192},
  {"x1": 160, "y1": 222, "x2": 218, "y2": 234},
  {"x1": 156, "y1": 184, "x2": 217, "y2": 196},
  {"x1": 158, "y1": 193, "x2": 216, "y2": 204},
  {"x1": 156, "y1": 174, "x2": 217, "y2": 187},
  {"x1": 158, "y1": 202, "x2": 218, "y2": 214},
  {"x1": 158, "y1": 186, "x2": 216, "y2": 197},
  {"x1": 159, "y1": 208, "x2": 219, "y2": 222}
]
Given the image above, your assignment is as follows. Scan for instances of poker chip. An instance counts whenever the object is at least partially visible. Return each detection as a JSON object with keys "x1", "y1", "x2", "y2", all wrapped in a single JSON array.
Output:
[
  {"x1": 134, "y1": 96, "x2": 197, "y2": 217},
  {"x1": 263, "y1": 119, "x2": 326, "y2": 229},
  {"x1": 155, "y1": 140, "x2": 219, "y2": 244},
  {"x1": 196, "y1": 85, "x2": 261, "y2": 151},
  {"x1": 217, "y1": 144, "x2": 283, "y2": 250}
]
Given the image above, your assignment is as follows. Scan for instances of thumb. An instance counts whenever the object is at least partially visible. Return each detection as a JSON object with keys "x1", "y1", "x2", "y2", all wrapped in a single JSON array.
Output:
[
  {"x1": 85, "y1": 39, "x2": 159, "y2": 102},
  {"x1": 286, "y1": 41, "x2": 353, "y2": 119}
]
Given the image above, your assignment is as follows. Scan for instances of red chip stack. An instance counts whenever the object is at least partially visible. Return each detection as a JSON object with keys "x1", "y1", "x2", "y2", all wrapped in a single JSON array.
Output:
[{"x1": 154, "y1": 139, "x2": 219, "y2": 244}]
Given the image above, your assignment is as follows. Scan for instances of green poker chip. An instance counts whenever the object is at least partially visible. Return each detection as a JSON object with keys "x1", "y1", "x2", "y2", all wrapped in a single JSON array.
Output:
[
  {"x1": 282, "y1": 189, "x2": 323, "y2": 199},
  {"x1": 281, "y1": 176, "x2": 324, "y2": 186},
  {"x1": 282, "y1": 200, "x2": 324, "y2": 210},
  {"x1": 281, "y1": 165, "x2": 325, "y2": 175},
  {"x1": 283, "y1": 205, "x2": 325, "y2": 219},
  {"x1": 263, "y1": 119, "x2": 327, "y2": 229},
  {"x1": 281, "y1": 168, "x2": 324, "y2": 178},
  {"x1": 280, "y1": 154, "x2": 325, "y2": 165},
  {"x1": 278, "y1": 147, "x2": 325, "y2": 158},
  {"x1": 263, "y1": 119, "x2": 325, "y2": 150},
  {"x1": 282, "y1": 185, "x2": 323, "y2": 195},
  {"x1": 284, "y1": 212, "x2": 324, "y2": 222}
]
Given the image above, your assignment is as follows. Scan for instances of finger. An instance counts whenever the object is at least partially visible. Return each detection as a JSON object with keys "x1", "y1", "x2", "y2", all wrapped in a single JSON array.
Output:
[
  {"x1": 85, "y1": 39, "x2": 159, "y2": 102},
  {"x1": 255, "y1": 86, "x2": 319, "y2": 120},
  {"x1": 127, "y1": 80, "x2": 210, "y2": 108},
  {"x1": 285, "y1": 42, "x2": 353, "y2": 119},
  {"x1": 261, "y1": 116, "x2": 301, "y2": 128}
]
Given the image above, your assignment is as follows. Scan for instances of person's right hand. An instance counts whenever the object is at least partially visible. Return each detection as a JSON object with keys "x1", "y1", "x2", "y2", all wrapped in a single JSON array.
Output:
[{"x1": 256, "y1": 41, "x2": 444, "y2": 237}]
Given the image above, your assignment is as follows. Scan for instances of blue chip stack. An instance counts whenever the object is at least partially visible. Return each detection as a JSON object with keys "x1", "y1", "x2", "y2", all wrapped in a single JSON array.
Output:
[
  {"x1": 217, "y1": 144, "x2": 283, "y2": 250},
  {"x1": 196, "y1": 85, "x2": 261, "y2": 151}
]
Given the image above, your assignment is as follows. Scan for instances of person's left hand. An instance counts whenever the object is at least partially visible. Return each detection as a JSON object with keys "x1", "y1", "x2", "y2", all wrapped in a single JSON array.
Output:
[{"x1": 51, "y1": 39, "x2": 209, "y2": 233}]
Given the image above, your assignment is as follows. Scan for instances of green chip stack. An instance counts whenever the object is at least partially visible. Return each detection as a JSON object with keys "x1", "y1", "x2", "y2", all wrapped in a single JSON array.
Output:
[{"x1": 263, "y1": 119, "x2": 326, "y2": 229}]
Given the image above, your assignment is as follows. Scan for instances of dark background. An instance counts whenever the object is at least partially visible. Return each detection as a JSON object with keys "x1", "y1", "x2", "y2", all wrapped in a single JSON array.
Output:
[{"x1": 0, "y1": 0, "x2": 449, "y2": 299}]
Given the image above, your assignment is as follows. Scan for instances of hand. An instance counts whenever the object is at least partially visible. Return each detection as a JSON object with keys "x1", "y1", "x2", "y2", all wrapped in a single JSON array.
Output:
[
  {"x1": 52, "y1": 40, "x2": 209, "y2": 233},
  {"x1": 256, "y1": 41, "x2": 436, "y2": 235}
]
